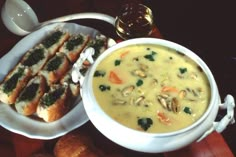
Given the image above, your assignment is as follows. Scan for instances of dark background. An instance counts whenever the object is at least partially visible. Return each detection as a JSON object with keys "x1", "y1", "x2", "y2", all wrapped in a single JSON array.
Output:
[
  {"x1": 0, "y1": 0, "x2": 235, "y2": 155},
  {"x1": 147, "y1": 2, "x2": 236, "y2": 154}
]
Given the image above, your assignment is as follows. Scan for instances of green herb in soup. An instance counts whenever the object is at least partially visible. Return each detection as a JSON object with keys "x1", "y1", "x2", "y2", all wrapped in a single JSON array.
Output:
[
  {"x1": 94, "y1": 70, "x2": 106, "y2": 77},
  {"x1": 99, "y1": 85, "x2": 111, "y2": 92},
  {"x1": 144, "y1": 51, "x2": 157, "y2": 61},
  {"x1": 114, "y1": 59, "x2": 121, "y2": 66},
  {"x1": 93, "y1": 44, "x2": 210, "y2": 133},
  {"x1": 138, "y1": 117, "x2": 153, "y2": 131},
  {"x1": 183, "y1": 106, "x2": 192, "y2": 115},
  {"x1": 179, "y1": 67, "x2": 188, "y2": 74},
  {"x1": 136, "y1": 79, "x2": 143, "y2": 87}
]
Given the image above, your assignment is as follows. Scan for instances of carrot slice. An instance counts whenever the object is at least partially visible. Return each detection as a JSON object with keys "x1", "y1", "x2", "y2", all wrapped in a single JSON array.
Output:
[
  {"x1": 120, "y1": 51, "x2": 129, "y2": 59},
  {"x1": 109, "y1": 71, "x2": 123, "y2": 84},
  {"x1": 157, "y1": 111, "x2": 171, "y2": 125},
  {"x1": 161, "y1": 86, "x2": 178, "y2": 93}
]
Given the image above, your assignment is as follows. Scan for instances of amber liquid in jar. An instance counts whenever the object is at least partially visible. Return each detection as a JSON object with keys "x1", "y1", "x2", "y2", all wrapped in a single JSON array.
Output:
[{"x1": 115, "y1": 4, "x2": 154, "y2": 40}]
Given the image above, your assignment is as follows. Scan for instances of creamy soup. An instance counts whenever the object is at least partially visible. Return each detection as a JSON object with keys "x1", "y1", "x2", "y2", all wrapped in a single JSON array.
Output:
[{"x1": 92, "y1": 44, "x2": 211, "y2": 133}]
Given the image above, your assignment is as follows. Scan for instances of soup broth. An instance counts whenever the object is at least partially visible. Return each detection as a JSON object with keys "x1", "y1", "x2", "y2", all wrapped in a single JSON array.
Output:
[{"x1": 92, "y1": 44, "x2": 211, "y2": 133}]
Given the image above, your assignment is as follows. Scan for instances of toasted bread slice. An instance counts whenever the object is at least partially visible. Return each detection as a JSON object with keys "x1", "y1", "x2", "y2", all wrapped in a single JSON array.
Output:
[
  {"x1": 59, "y1": 34, "x2": 90, "y2": 63},
  {"x1": 87, "y1": 35, "x2": 108, "y2": 60},
  {"x1": 60, "y1": 69, "x2": 80, "y2": 97},
  {"x1": 39, "y1": 52, "x2": 70, "y2": 85},
  {"x1": 19, "y1": 44, "x2": 50, "y2": 76},
  {"x1": 82, "y1": 35, "x2": 108, "y2": 69},
  {"x1": 54, "y1": 132, "x2": 104, "y2": 157},
  {"x1": 15, "y1": 75, "x2": 47, "y2": 116},
  {"x1": 0, "y1": 65, "x2": 32, "y2": 104},
  {"x1": 41, "y1": 29, "x2": 70, "y2": 56},
  {"x1": 37, "y1": 84, "x2": 70, "y2": 122}
]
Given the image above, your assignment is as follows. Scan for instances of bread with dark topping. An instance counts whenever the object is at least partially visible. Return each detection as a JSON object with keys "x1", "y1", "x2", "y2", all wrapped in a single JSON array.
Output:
[
  {"x1": 59, "y1": 34, "x2": 90, "y2": 63},
  {"x1": 0, "y1": 65, "x2": 32, "y2": 104},
  {"x1": 19, "y1": 44, "x2": 50, "y2": 76},
  {"x1": 39, "y1": 52, "x2": 71, "y2": 85},
  {"x1": 41, "y1": 29, "x2": 70, "y2": 56},
  {"x1": 15, "y1": 75, "x2": 47, "y2": 116},
  {"x1": 37, "y1": 84, "x2": 70, "y2": 122}
]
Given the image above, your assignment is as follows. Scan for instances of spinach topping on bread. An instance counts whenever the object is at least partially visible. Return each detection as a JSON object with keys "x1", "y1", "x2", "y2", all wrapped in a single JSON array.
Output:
[
  {"x1": 18, "y1": 83, "x2": 39, "y2": 101},
  {"x1": 22, "y1": 48, "x2": 45, "y2": 66},
  {"x1": 42, "y1": 87, "x2": 65, "y2": 106},
  {"x1": 42, "y1": 31, "x2": 63, "y2": 48},
  {"x1": 46, "y1": 56, "x2": 62, "y2": 71},
  {"x1": 3, "y1": 68, "x2": 24, "y2": 94},
  {"x1": 66, "y1": 35, "x2": 84, "y2": 51}
]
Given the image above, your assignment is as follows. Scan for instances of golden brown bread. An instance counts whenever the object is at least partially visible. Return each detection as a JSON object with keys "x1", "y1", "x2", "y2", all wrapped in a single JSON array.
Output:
[
  {"x1": 54, "y1": 132, "x2": 104, "y2": 157},
  {"x1": 0, "y1": 65, "x2": 32, "y2": 104},
  {"x1": 37, "y1": 84, "x2": 70, "y2": 122},
  {"x1": 39, "y1": 52, "x2": 71, "y2": 85},
  {"x1": 54, "y1": 131, "x2": 124, "y2": 157},
  {"x1": 15, "y1": 75, "x2": 47, "y2": 116},
  {"x1": 81, "y1": 35, "x2": 108, "y2": 69},
  {"x1": 41, "y1": 29, "x2": 70, "y2": 56},
  {"x1": 19, "y1": 44, "x2": 50, "y2": 76},
  {"x1": 87, "y1": 35, "x2": 108, "y2": 59},
  {"x1": 59, "y1": 34, "x2": 90, "y2": 63}
]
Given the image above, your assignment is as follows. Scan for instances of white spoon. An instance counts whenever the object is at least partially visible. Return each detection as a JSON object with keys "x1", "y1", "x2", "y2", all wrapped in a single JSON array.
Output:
[{"x1": 1, "y1": 0, "x2": 116, "y2": 36}]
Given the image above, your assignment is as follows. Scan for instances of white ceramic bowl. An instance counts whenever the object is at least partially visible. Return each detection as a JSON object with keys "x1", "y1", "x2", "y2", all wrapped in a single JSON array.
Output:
[{"x1": 79, "y1": 38, "x2": 235, "y2": 153}]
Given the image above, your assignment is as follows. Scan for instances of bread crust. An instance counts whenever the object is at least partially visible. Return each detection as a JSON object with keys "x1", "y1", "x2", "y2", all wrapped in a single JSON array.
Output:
[
  {"x1": 19, "y1": 44, "x2": 50, "y2": 76},
  {"x1": 15, "y1": 75, "x2": 47, "y2": 116},
  {"x1": 59, "y1": 34, "x2": 90, "y2": 63},
  {"x1": 41, "y1": 30, "x2": 70, "y2": 56},
  {"x1": 0, "y1": 65, "x2": 32, "y2": 104},
  {"x1": 39, "y1": 52, "x2": 71, "y2": 85},
  {"x1": 37, "y1": 84, "x2": 70, "y2": 122}
]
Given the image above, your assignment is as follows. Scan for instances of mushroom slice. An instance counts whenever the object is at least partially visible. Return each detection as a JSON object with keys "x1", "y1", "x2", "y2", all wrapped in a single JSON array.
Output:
[
  {"x1": 171, "y1": 98, "x2": 180, "y2": 113},
  {"x1": 122, "y1": 85, "x2": 135, "y2": 97}
]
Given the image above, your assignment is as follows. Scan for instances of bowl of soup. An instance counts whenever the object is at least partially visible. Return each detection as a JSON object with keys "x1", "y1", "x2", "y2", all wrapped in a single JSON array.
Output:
[{"x1": 78, "y1": 38, "x2": 234, "y2": 153}]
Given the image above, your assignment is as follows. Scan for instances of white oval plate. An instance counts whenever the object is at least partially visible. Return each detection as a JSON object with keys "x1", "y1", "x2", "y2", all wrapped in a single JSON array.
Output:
[{"x1": 0, "y1": 22, "x2": 105, "y2": 139}]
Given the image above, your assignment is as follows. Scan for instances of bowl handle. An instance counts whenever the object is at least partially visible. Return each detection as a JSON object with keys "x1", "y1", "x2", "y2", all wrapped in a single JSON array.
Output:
[
  {"x1": 71, "y1": 47, "x2": 95, "y2": 84},
  {"x1": 197, "y1": 94, "x2": 235, "y2": 142},
  {"x1": 71, "y1": 35, "x2": 116, "y2": 85}
]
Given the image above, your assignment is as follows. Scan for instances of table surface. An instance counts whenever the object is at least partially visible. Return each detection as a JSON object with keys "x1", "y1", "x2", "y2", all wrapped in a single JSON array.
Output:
[{"x1": 0, "y1": 0, "x2": 235, "y2": 157}]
